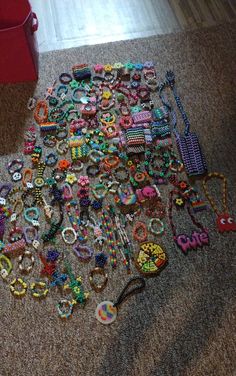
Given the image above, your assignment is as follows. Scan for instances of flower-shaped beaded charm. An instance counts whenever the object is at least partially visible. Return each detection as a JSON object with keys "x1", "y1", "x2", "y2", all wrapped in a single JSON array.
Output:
[
  {"x1": 135, "y1": 63, "x2": 143, "y2": 70},
  {"x1": 70, "y1": 79, "x2": 79, "y2": 89},
  {"x1": 143, "y1": 61, "x2": 154, "y2": 69},
  {"x1": 58, "y1": 159, "x2": 71, "y2": 171},
  {"x1": 78, "y1": 176, "x2": 90, "y2": 187},
  {"x1": 113, "y1": 62, "x2": 123, "y2": 70},
  {"x1": 104, "y1": 64, "x2": 113, "y2": 72},
  {"x1": 102, "y1": 91, "x2": 112, "y2": 100},
  {"x1": 124, "y1": 62, "x2": 134, "y2": 70},
  {"x1": 77, "y1": 187, "x2": 90, "y2": 199},
  {"x1": 174, "y1": 197, "x2": 185, "y2": 208},
  {"x1": 66, "y1": 173, "x2": 77, "y2": 185},
  {"x1": 94, "y1": 64, "x2": 104, "y2": 73},
  {"x1": 179, "y1": 181, "x2": 188, "y2": 190}
]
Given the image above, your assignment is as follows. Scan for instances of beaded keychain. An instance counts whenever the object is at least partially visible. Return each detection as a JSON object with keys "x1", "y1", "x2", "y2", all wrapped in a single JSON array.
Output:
[
  {"x1": 168, "y1": 190, "x2": 209, "y2": 254},
  {"x1": 95, "y1": 277, "x2": 145, "y2": 324},
  {"x1": 202, "y1": 172, "x2": 236, "y2": 233}
]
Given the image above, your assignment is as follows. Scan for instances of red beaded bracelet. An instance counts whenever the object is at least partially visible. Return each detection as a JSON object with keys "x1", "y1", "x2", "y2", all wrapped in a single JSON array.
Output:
[{"x1": 133, "y1": 221, "x2": 148, "y2": 242}]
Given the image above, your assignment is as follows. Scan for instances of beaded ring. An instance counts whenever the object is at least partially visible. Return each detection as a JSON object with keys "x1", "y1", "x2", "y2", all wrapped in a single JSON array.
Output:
[
  {"x1": 52, "y1": 168, "x2": 66, "y2": 182},
  {"x1": 9, "y1": 278, "x2": 27, "y2": 297},
  {"x1": 45, "y1": 153, "x2": 58, "y2": 167},
  {"x1": 89, "y1": 267, "x2": 108, "y2": 293},
  {"x1": 30, "y1": 281, "x2": 49, "y2": 298},
  {"x1": 57, "y1": 299, "x2": 74, "y2": 319}
]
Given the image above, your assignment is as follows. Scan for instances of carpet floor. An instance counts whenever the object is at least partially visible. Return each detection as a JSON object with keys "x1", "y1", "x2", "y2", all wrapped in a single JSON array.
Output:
[{"x1": 0, "y1": 23, "x2": 236, "y2": 376}]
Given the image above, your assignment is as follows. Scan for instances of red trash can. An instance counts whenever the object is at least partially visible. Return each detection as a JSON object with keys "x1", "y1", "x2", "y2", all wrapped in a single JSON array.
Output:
[{"x1": 0, "y1": 0, "x2": 39, "y2": 83}]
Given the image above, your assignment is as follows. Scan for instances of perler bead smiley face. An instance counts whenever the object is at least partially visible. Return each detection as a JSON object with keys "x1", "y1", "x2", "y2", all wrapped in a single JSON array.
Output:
[{"x1": 135, "y1": 242, "x2": 168, "y2": 276}]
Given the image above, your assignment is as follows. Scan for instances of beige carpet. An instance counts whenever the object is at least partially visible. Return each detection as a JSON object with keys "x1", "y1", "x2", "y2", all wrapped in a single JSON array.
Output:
[{"x1": 0, "y1": 23, "x2": 236, "y2": 376}]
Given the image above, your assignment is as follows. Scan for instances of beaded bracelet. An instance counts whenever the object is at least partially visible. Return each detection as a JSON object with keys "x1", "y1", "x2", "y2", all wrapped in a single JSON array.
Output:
[
  {"x1": 133, "y1": 221, "x2": 148, "y2": 242},
  {"x1": 24, "y1": 207, "x2": 40, "y2": 225},
  {"x1": 86, "y1": 165, "x2": 100, "y2": 177},
  {"x1": 9, "y1": 226, "x2": 23, "y2": 243},
  {"x1": 89, "y1": 150, "x2": 104, "y2": 164},
  {"x1": 59, "y1": 72, "x2": 73, "y2": 84},
  {"x1": 18, "y1": 250, "x2": 35, "y2": 273},
  {"x1": 56, "y1": 139, "x2": 69, "y2": 155},
  {"x1": 148, "y1": 218, "x2": 165, "y2": 236},
  {"x1": 61, "y1": 227, "x2": 77, "y2": 245},
  {"x1": 45, "y1": 153, "x2": 58, "y2": 167},
  {"x1": 8, "y1": 159, "x2": 24, "y2": 175},
  {"x1": 103, "y1": 155, "x2": 120, "y2": 170},
  {"x1": 23, "y1": 226, "x2": 38, "y2": 244},
  {"x1": 92, "y1": 183, "x2": 108, "y2": 200},
  {"x1": 89, "y1": 267, "x2": 108, "y2": 293},
  {"x1": 56, "y1": 84, "x2": 68, "y2": 98},
  {"x1": 22, "y1": 168, "x2": 33, "y2": 188},
  {"x1": 69, "y1": 161, "x2": 84, "y2": 173},
  {"x1": 113, "y1": 166, "x2": 129, "y2": 182},
  {"x1": 73, "y1": 243, "x2": 94, "y2": 261},
  {"x1": 12, "y1": 198, "x2": 24, "y2": 218},
  {"x1": 34, "y1": 100, "x2": 48, "y2": 124},
  {"x1": 0, "y1": 254, "x2": 12, "y2": 280},
  {"x1": 8, "y1": 186, "x2": 24, "y2": 205},
  {"x1": 43, "y1": 134, "x2": 57, "y2": 148}
]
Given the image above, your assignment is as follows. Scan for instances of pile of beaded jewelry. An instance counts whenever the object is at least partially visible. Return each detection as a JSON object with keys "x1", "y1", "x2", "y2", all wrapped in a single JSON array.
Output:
[{"x1": 0, "y1": 62, "x2": 233, "y2": 322}]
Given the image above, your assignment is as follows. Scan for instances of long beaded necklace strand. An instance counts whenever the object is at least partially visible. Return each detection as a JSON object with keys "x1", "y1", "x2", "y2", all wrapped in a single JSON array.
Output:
[
  {"x1": 202, "y1": 172, "x2": 236, "y2": 233},
  {"x1": 159, "y1": 71, "x2": 207, "y2": 177},
  {"x1": 65, "y1": 200, "x2": 88, "y2": 242},
  {"x1": 100, "y1": 210, "x2": 117, "y2": 268},
  {"x1": 168, "y1": 190, "x2": 209, "y2": 254}
]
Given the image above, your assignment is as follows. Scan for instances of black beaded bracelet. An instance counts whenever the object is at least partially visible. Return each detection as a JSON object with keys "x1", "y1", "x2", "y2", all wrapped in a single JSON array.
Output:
[
  {"x1": 86, "y1": 165, "x2": 100, "y2": 177},
  {"x1": 59, "y1": 72, "x2": 73, "y2": 85}
]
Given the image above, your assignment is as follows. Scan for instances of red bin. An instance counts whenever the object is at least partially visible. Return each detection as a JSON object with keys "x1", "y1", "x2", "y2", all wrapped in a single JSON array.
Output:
[{"x1": 0, "y1": 0, "x2": 39, "y2": 83}]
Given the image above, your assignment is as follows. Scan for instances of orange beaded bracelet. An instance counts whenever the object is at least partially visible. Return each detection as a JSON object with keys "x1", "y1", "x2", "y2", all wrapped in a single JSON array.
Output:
[{"x1": 34, "y1": 100, "x2": 48, "y2": 124}]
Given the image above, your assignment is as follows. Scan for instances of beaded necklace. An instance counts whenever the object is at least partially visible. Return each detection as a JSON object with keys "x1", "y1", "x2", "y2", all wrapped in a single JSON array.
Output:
[
  {"x1": 159, "y1": 71, "x2": 207, "y2": 176},
  {"x1": 168, "y1": 190, "x2": 209, "y2": 254},
  {"x1": 202, "y1": 172, "x2": 236, "y2": 233}
]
